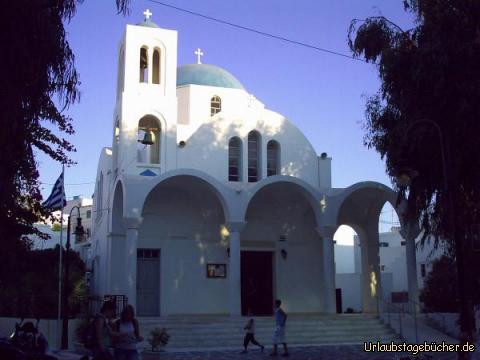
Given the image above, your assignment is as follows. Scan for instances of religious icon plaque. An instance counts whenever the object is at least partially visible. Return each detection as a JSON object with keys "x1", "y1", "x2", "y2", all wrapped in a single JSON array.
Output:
[{"x1": 206, "y1": 263, "x2": 226, "y2": 278}]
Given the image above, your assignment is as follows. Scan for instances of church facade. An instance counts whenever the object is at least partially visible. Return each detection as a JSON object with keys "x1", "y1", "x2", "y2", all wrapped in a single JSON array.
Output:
[{"x1": 91, "y1": 11, "x2": 418, "y2": 317}]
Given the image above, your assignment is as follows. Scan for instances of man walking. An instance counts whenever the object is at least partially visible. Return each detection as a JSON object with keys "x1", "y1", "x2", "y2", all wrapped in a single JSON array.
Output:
[{"x1": 270, "y1": 299, "x2": 289, "y2": 357}]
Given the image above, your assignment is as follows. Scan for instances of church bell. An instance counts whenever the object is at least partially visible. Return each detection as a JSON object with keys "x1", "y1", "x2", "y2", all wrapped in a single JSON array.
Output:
[{"x1": 139, "y1": 130, "x2": 154, "y2": 145}]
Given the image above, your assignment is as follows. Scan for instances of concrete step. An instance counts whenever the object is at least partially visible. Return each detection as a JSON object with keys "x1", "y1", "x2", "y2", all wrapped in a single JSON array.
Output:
[{"x1": 137, "y1": 314, "x2": 400, "y2": 349}]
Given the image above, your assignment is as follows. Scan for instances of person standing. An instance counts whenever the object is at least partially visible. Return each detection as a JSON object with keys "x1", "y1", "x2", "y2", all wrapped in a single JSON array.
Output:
[
  {"x1": 240, "y1": 315, "x2": 264, "y2": 354},
  {"x1": 270, "y1": 299, "x2": 289, "y2": 357},
  {"x1": 113, "y1": 305, "x2": 143, "y2": 360},
  {"x1": 92, "y1": 301, "x2": 117, "y2": 360}
]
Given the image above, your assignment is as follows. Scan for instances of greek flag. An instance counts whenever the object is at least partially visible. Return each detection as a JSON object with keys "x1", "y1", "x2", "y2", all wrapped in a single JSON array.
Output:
[{"x1": 42, "y1": 171, "x2": 66, "y2": 211}]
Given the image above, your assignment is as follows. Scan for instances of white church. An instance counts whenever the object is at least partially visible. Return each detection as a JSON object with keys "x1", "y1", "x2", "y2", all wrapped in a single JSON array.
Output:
[{"x1": 91, "y1": 11, "x2": 421, "y2": 317}]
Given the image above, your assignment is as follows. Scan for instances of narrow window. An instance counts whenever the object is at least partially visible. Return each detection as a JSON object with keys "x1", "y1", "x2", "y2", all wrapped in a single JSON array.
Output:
[
  {"x1": 86, "y1": 210, "x2": 92, "y2": 219},
  {"x1": 248, "y1": 131, "x2": 261, "y2": 182},
  {"x1": 420, "y1": 263, "x2": 426, "y2": 278},
  {"x1": 114, "y1": 119, "x2": 120, "y2": 145},
  {"x1": 152, "y1": 49, "x2": 160, "y2": 84},
  {"x1": 267, "y1": 140, "x2": 280, "y2": 176},
  {"x1": 139, "y1": 47, "x2": 148, "y2": 83},
  {"x1": 228, "y1": 137, "x2": 242, "y2": 181},
  {"x1": 96, "y1": 173, "x2": 103, "y2": 220},
  {"x1": 211, "y1": 96, "x2": 221, "y2": 116},
  {"x1": 137, "y1": 115, "x2": 161, "y2": 164},
  {"x1": 117, "y1": 48, "x2": 125, "y2": 97}
]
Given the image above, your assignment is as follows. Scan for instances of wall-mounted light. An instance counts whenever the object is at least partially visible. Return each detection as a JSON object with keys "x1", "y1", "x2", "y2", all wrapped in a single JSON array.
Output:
[
  {"x1": 280, "y1": 249, "x2": 287, "y2": 260},
  {"x1": 178, "y1": 140, "x2": 186, "y2": 148},
  {"x1": 320, "y1": 152, "x2": 328, "y2": 159}
]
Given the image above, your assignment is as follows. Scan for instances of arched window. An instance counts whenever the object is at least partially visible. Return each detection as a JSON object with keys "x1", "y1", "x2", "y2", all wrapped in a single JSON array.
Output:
[
  {"x1": 248, "y1": 131, "x2": 261, "y2": 182},
  {"x1": 267, "y1": 140, "x2": 280, "y2": 176},
  {"x1": 228, "y1": 137, "x2": 242, "y2": 181},
  {"x1": 211, "y1": 96, "x2": 221, "y2": 116},
  {"x1": 139, "y1": 47, "x2": 149, "y2": 83},
  {"x1": 96, "y1": 172, "x2": 103, "y2": 221},
  {"x1": 137, "y1": 115, "x2": 161, "y2": 164},
  {"x1": 152, "y1": 49, "x2": 160, "y2": 84}
]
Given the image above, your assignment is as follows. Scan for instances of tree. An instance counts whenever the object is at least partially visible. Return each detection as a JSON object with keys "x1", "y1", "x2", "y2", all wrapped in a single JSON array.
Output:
[
  {"x1": 347, "y1": 0, "x2": 480, "y2": 348},
  {"x1": 0, "y1": 246, "x2": 86, "y2": 318},
  {"x1": 0, "y1": 0, "x2": 130, "y2": 295},
  {"x1": 420, "y1": 255, "x2": 459, "y2": 313}
]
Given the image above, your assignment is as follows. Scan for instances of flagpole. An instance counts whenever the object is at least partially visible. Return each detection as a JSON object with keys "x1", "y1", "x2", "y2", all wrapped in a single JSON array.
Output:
[{"x1": 56, "y1": 164, "x2": 65, "y2": 350}]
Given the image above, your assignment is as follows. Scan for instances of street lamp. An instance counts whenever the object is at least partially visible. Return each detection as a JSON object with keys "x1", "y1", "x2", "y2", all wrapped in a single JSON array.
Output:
[
  {"x1": 392, "y1": 118, "x2": 474, "y2": 353},
  {"x1": 61, "y1": 206, "x2": 85, "y2": 350}
]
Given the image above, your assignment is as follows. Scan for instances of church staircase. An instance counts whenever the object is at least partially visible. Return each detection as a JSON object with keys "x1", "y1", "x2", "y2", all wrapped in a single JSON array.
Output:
[{"x1": 138, "y1": 313, "x2": 401, "y2": 350}]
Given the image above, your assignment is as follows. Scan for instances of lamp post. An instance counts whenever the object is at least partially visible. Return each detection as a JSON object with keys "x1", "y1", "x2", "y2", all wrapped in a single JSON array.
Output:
[
  {"x1": 61, "y1": 205, "x2": 85, "y2": 350},
  {"x1": 393, "y1": 118, "x2": 474, "y2": 354}
]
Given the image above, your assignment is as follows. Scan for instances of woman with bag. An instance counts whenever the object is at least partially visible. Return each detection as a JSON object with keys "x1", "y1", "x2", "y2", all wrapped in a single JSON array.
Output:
[{"x1": 113, "y1": 305, "x2": 143, "y2": 360}]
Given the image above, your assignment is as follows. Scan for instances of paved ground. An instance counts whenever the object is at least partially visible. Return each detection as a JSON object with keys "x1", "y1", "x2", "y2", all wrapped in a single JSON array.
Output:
[{"x1": 140, "y1": 344, "x2": 458, "y2": 360}]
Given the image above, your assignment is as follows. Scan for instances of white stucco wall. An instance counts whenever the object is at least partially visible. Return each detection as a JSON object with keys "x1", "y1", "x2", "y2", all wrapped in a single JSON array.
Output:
[{"x1": 334, "y1": 244, "x2": 355, "y2": 274}]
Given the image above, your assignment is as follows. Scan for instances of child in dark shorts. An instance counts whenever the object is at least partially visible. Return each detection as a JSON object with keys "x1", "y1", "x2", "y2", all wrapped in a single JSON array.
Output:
[{"x1": 241, "y1": 315, "x2": 264, "y2": 354}]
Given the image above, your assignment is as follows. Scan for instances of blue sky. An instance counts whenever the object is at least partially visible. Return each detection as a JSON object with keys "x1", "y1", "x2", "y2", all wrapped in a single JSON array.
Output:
[{"x1": 37, "y1": 0, "x2": 413, "y2": 231}]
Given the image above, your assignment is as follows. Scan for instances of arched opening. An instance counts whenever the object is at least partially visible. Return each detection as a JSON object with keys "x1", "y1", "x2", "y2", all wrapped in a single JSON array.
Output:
[
  {"x1": 228, "y1": 137, "x2": 242, "y2": 182},
  {"x1": 210, "y1": 95, "x2": 221, "y2": 116},
  {"x1": 333, "y1": 225, "x2": 361, "y2": 313},
  {"x1": 140, "y1": 175, "x2": 227, "y2": 315},
  {"x1": 267, "y1": 140, "x2": 280, "y2": 176},
  {"x1": 152, "y1": 49, "x2": 160, "y2": 84},
  {"x1": 244, "y1": 182, "x2": 321, "y2": 314},
  {"x1": 335, "y1": 184, "x2": 410, "y2": 313},
  {"x1": 377, "y1": 202, "x2": 410, "y2": 307},
  {"x1": 137, "y1": 115, "x2": 161, "y2": 164},
  {"x1": 139, "y1": 47, "x2": 149, "y2": 83},
  {"x1": 247, "y1": 131, "x2": 261, "y2": 182},
  {"x1": 107, "y1": 182, "x2": 128, "y2": 296}
]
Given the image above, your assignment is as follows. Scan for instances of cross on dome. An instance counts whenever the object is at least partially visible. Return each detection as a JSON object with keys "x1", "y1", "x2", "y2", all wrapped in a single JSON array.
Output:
[
  {"x1": 143, "y1": 9, "x2": 153, "y2": 20},
  {"x1": 194, "y1": 48, "x2": 204, "y2": 64}
]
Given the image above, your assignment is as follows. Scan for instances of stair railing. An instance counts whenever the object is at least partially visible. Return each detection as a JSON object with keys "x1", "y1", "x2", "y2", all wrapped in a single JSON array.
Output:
[{"x1": 374, "y1": 295, "x2": 454, "y2": 342}]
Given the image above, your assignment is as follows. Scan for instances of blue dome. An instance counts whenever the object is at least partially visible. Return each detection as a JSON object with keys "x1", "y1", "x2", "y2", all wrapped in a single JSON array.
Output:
[
  {"x1": 136, "y1": 19, "x2": 160, "y2": 28},
  {"x1": 177, "y1": 64, "x2": 245, "y2": 90}
]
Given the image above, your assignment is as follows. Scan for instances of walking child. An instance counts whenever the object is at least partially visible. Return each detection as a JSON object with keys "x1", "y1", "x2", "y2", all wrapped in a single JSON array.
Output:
[{"x1": 241, "y1": 313, "x2": 264, "y2": 354}]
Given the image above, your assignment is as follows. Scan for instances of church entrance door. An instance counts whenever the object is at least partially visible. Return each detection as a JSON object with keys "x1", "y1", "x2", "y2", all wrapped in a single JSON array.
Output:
[
  {"x1": 137, "y1": 249, "x2": 160, "y2": 316},
  {"x1": 241, "y1": 251, "x2": 274, "y2": 316}
]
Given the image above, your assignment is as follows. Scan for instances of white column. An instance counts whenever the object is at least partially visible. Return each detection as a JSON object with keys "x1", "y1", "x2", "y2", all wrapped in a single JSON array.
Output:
[
  {"x1": 360, "y1": 225, "x2": 381, "y2": 313},
  {"x1": 316, "y1": 226, "x2": 337, "y2": 314},
  {"x1": 226, "y1": 221, "x2": 246, "y2": 316},
  {"x1": 400, "y1": 221, "x2": 421, "y2": 312},
  {"x1": 123, "y1": 217, "x2": 142, "y2": 309}
]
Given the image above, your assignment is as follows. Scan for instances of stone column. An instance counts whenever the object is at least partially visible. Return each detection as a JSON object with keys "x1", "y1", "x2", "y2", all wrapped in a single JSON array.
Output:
[
  {"x1": 123, "y1": 217, "x2": 142, "y2": 309},
  {"x1": 226, "y1": 221, "x2": 247, "y2": 316},
  {"x1": 360, "y1": 225, "x2": 382, "y2": 313},
  {"x1": 316, "y1": 226, "x2": 337, "y2": 314},
  {"x1": 400, "y1": 220, "x2": 421, "y2": 312}
]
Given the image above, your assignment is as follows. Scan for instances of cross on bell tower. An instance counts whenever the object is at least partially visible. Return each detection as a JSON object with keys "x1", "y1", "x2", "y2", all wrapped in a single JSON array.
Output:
[
  {"x1": 194, "y1": 48, "x2": 204, "y2": 64},
  {"x1": 143, "y1": 9, "x2": 153, "y2": 20}
]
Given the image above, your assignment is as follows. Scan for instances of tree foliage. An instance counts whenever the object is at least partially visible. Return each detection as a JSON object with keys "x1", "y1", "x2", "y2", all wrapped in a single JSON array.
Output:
[
  {"x1": 420, "y1": 255, "x2": 459, "y2": 313},
  {"x1": 348, "y1": 0, "x2": 480, "y2": 339},
  {"x1": 0, "y1": 247, "x2": 85, "y2": 318},
  {"x1": 348, "y1": 0, "x2": 480, "y2": 273},
  {"x1": 0, "y1": 0, "x2": 130, "y2": 290}
]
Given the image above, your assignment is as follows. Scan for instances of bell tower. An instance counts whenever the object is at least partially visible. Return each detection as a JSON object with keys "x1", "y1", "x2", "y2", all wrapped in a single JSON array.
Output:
[{"x1": 112, "y1": 10, "x2": 178, "y2": 176}]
